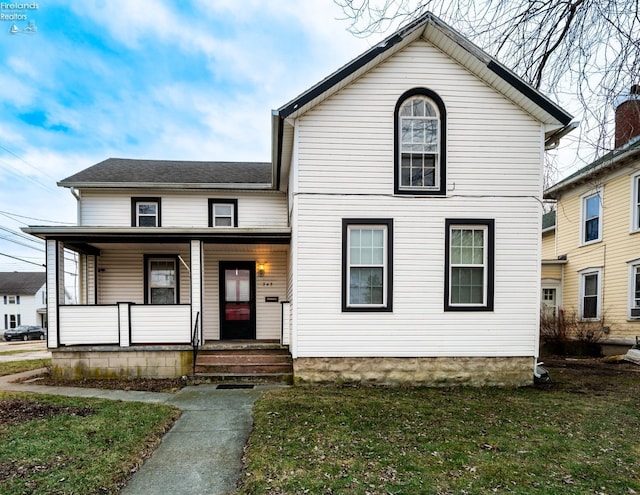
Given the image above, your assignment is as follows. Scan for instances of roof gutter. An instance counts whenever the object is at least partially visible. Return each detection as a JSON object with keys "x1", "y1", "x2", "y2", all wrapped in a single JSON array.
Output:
[
  {"x1": 545, "y1": 121, "x2": 579, "y2": 150},
  {"x1": 545, "y1": 142, "x2": 640, "y2": 199}
]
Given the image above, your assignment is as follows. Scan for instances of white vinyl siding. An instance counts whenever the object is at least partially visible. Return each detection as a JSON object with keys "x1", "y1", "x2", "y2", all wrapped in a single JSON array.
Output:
[
  {"x1": 79, "y1": 190, "x2": 287, "y2": 228},
  {"x1": 290, "y1": 196, "x2": 541, "y2": 358},
  {"x1": 130, "y1": 305, "x2": 191, "y2": 344},
  {"x1": 286, "y1": 39, "x2": 544, "y2": 358},
  {"x1": 59, "y1": 305, "x2": 119, "y2": 345},
  {"x1": 294, "y1": 41, "x2": 543, "y2": 198},
  {"x1": 96, "y1": 245, "x2": 190, "y2": 305}
]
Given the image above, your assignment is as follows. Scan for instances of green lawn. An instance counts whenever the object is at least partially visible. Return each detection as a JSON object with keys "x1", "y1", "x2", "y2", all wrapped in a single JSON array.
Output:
[
  {"x1": 0, "y1": 392, "x2": 179, "y2": 495},
  {"x1": 240, "y1": 362, "x2": 640, "y2": 494}
]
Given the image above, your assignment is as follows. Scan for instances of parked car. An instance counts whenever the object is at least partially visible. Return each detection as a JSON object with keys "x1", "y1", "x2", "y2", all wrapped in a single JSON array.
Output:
[{"x1": 3, "y1": 325, "x2": 46, "y2": 341}]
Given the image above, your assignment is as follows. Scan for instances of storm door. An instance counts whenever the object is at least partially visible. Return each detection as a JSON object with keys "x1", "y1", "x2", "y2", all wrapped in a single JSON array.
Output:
[{"x1": 219, "y1": 261, "x2": 256, "y2": 340}]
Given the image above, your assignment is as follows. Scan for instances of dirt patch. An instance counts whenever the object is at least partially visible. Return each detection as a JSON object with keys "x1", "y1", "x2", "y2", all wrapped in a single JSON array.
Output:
[
  {"x1": 0, "y1": 398, "x2": 94, "y2": 427},
  {"x1": 17, "y1": 371, "x2": 188, "y2": 393},
  {"x1": 541, "y1": 356, "x2": 640, "y2": 394}
]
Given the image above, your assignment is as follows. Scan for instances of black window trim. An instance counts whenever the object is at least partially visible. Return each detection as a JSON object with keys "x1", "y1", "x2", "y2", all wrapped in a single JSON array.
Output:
[
  {"x1": 444, "y1": 218, "x2": 495, "y2": 312},
  {"x1": 394, "y1": 87, "x2": 447, "y2": 196},
  {"x1": 131, "y1": 197, "x2": 162, "y2": 227},
  {"x1": 342, "y1": 218, "x2": 393, "y2": 312},
  {"x1": 208, "y1": 198, "x2": 238, "y2": 227},
  {"x1": 143, "y1": 254, "x2": 180, "y2": 305}
]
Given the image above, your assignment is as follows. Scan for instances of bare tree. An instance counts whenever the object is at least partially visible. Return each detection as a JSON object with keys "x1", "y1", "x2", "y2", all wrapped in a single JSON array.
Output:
[{"x1": 335, "y1": 0, "x2": 640, "y2": 175}]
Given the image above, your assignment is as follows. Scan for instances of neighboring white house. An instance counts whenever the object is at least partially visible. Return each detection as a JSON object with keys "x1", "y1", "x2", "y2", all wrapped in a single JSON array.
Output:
[
  {"x1": 0, "y1": 272, "x2": 47, "y2": 329},
  {"x1": 24, "y1": 13, "x2": 574, "y2": 385}
]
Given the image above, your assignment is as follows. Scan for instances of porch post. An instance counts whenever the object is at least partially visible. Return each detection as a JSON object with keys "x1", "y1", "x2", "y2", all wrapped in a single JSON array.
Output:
[
  {"x1": 118, "y1": 302, "x2": 130, "y2": 347},
  {"x1": 46, "y1": 239, "x2": 63, "y2": 348},
  {"x1": 190, "y1": 240, "x2": 203, "y2": 344}
]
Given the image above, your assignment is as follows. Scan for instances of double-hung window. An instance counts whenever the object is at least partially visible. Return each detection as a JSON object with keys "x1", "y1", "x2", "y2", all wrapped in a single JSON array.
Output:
[
  {"x1": 132, "y1": 197, "x2": 161, "y2": 227},
  {"x1": 394, "y1": 88, "x2": 446, "y2": 195},
  {"x1": 579, "y1": 268, "x2": 601, "y2": 320},
  {"x1": 581, "y1": 191, "x2": 601, "y2": 244},
  {"x1": 445, "y1": 219, "x2": 494, "y2": 311},
  {"x1": 342, "y1": 219, "x2": 393, "y2": 312},
  {"x1": 208, "y1": 199, "x2": 238, "y2": 227},
  {"x1": 145, "y1": 256, "x2": 178, "y2": 304},
  {"x1": 629, "y1": 260, "x2": 640, "y2": 319},
  {"x1": 632, "y1": 174, "x2": 640, "y2": 232},
  {"x1": 4, "y1": 314, "x2": 19, "y2": 328}
]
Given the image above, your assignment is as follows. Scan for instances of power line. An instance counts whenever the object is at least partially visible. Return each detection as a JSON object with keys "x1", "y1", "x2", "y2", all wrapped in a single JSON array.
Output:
[
  {"x1": 0, "y1": 252, "x2": 44, "y2": 267},
  {"x1": 0, "y1": 209, "x2": 75, "y2": 225},
  {"x1": 0, "y1": 142, "x2": 60, "y2": 183},
  {"x1": 0, "y1": 235, "x2": 45, "y2": 252},
  {"x1": 0, "y1": 226, "x2": 44, "y2": 245}
]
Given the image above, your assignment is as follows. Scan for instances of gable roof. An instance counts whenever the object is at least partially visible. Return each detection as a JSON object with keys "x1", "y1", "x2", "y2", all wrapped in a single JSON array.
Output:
[
  {"x1": 545, "y1": 137, "x2": 640, "y2": 199},
  {"x1": 59, "y1": 158, "x2": 273, "y2": 189},
  {"x1": 0, "y1": 272, "x2": 45, "y2": 295},
  {"x1": 272, "y1": 11, "x2": 574, "y2": 190}
]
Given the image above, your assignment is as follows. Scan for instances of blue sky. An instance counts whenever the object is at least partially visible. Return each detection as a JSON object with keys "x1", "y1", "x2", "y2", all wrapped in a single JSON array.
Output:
[{"x1": 0, "y1": 1, "x2": 373, "y2": 271}]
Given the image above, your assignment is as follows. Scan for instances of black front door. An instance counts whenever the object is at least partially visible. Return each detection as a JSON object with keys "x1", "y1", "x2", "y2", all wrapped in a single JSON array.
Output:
[{"x1": 219, "y1": 261, "x2": 256, "y2": 340}]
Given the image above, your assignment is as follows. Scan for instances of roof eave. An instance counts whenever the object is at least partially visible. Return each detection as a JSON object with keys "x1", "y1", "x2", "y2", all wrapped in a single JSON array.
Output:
[
  {"x1": 57, "y1": 182, "x2": 274, "y2": 190},
  {"x1": 544, "y1": 143, "x2": 640, "y2": 199}
]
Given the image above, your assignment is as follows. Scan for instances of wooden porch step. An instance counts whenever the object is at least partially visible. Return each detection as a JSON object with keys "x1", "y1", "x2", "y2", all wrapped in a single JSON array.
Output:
[{"x1": 194, "y1": 346, "x2": 293, "y2": 383}]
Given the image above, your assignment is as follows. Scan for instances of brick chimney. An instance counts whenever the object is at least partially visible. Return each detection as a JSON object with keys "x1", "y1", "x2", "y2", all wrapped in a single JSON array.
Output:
[{"x1": 615, "y1": 85, "x2": 640, "y2": 148}]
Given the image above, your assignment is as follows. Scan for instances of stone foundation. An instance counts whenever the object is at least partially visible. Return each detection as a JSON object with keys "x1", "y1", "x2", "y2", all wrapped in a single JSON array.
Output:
[
  {"x1": 51, "y1": 346, "x2": 193, "y2": 379},
  {"x1": 293, "y1": 356, "x2": 534, "y2": 387}
]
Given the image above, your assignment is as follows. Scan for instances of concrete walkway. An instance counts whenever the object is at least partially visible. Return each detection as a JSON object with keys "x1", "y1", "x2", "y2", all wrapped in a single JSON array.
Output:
[{"x1": 0, "y1": 369, "x2": 281, "y2": 495}]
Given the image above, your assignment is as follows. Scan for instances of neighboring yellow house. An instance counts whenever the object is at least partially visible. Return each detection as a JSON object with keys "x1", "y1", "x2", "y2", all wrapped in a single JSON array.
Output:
[{"x1": 543, "y1": 86, "x2": 640, "y2": 349}]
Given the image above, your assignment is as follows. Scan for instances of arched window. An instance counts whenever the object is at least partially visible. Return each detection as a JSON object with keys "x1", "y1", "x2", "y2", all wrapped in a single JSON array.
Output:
[{"x1": 394, "y1": 89, "x2": 446, "y2": 195}]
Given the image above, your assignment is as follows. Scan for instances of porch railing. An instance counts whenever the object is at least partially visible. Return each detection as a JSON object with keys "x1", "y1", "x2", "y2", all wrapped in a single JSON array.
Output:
[{"x1": 57, "y1": 304, "x2": 191, "y2": 346}]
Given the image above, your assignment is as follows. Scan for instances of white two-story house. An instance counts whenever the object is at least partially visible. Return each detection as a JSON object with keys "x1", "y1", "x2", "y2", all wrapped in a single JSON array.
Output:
[
  {"x1": 0, "y1": 272, "x2": 46, "y2": 330},
  {"x1": 25, "y1": 13, "x2": 573, "y2": 386}
]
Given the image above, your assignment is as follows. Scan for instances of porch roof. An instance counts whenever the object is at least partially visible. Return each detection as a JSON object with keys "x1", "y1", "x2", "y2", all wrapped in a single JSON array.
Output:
[{"x1": 22, "y1": 226, "x2": 291, "y2": 254}]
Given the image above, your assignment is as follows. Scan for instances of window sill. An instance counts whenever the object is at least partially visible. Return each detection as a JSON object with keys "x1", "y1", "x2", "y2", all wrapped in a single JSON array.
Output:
[{"x1": 580, "y1": 239, "x2": 602, "y2": 247}]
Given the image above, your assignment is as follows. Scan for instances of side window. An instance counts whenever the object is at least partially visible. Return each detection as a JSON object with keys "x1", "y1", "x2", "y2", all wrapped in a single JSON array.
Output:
[
  {"x1": 208, "y1": 199, "x2": 238, "y2": 227},
  {"x1": 629, "y1": 261, "x2": 640, "y2": 319},
  {"x1": 342, "y1": 219, "x2": 393, "y2": 312},
  {"x1": 144, "y1": 256, "x2": 179, "y2": 304},
  {"x1": 581, "y1": 191, "x2": 602, "y2": 244},
  {"x1": 445, "y1": 219, "x2": 495, "y2": 311},
  {"x1": 394, "y1": 88, "x2": 446, "y2": 195},
  {"x1": 632, "y1": 174, "x2": 640, "y2": 232},
  {"x1": 579, "y1": 268, "x2": 601, "y2": 320},
  {"x1": 132, "y1": 197, "x2": 161, "y2": 227}
]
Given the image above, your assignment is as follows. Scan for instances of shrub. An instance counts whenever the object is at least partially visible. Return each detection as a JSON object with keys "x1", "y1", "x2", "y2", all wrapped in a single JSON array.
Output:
[{"x1": 540, "y1": 309, "x2": 604, "y2": 356}]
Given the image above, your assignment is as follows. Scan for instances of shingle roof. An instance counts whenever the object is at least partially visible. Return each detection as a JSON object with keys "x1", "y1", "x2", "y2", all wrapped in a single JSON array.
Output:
[
  {"x1": 59, "y1": 158, "x2": 272, "y2": 187},
  {"x1": 0, "y1": 272, "x2": 45, "y2": 294},
  {"x1": 545, "y1": 137, "x2": 640, "y2": 199}
]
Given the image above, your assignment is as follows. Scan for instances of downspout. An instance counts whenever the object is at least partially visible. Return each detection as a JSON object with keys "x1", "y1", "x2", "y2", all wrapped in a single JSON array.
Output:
[{"x1": 70, "y1": 187, "x2": 81, "y2": 225}]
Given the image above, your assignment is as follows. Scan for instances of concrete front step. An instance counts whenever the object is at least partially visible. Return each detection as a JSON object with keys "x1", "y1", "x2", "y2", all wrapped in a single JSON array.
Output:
[
  {"x1": 194, "y1": 346, "x2": 293, "y2": 383},
  {"x1": 194, "y1": 363, "x2": 293, "y2": 374},
  {"x1": 196, "y1": 354, "x2": 292, "y2": 365}
]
